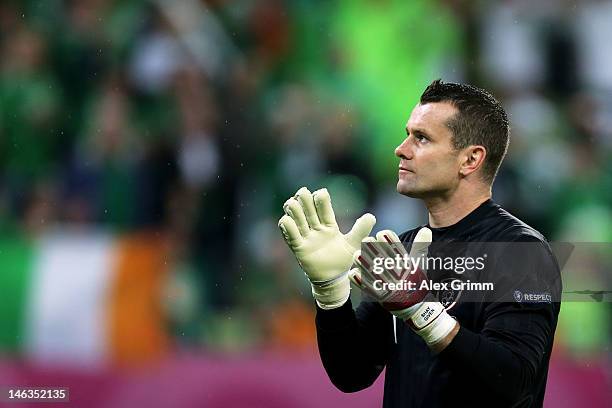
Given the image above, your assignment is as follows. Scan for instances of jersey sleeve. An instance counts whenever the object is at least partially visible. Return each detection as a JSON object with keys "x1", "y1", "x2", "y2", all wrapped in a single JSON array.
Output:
[
  {"x1": 315, "y1": 296, "x2": 394, "y2": 392},
  {"x1": 439, "y1": 237, "x2": 561, "y2": 405}
]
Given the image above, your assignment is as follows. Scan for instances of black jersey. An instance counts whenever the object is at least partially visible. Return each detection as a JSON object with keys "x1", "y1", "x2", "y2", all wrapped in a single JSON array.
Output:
[{"x1": 315, "y1": 199, "x2": 561, "y2": 408}]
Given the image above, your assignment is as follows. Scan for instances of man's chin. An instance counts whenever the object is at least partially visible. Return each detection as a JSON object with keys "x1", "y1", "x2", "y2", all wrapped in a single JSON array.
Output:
[{"x1": 396, "y1": 182, "x2": 423, "y2": 198}]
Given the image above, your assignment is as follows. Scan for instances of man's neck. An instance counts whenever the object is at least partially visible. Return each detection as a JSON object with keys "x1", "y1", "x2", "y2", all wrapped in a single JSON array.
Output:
[{"x1": 425, "y1": 188, "x2": 491, "y2": 228}]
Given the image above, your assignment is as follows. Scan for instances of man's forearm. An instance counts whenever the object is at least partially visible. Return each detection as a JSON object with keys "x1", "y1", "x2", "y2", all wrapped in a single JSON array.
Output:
[
  {"x1": 429, "y1": 320, "x2": 460, "y2": 353},
  {"x1": 439, "y1": 324, "x2": 539, "y2": 403},
  {"x1": 316, "y1": 299, "x2": 391, "y2": 393}
]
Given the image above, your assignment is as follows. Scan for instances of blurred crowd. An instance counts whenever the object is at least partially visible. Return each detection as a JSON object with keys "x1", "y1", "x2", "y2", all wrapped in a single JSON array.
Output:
[{"x1": 0, "y1": 0, "x2": 610, "y2": 356}]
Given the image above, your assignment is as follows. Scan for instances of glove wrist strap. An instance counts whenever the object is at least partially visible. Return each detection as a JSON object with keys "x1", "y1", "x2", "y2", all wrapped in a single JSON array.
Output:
[
  {"x1": 310, "y1": 270, "x2": 348, "y2": 288},
  {"x1": 312, "y1": 274, "x2": 350, "y2": 310},
  {"x1": 405, "y1": 302, "x2": 457, "y2": 347},
  {"x1": 415, "y1": 308, "x2": 456, "y2": 346}
]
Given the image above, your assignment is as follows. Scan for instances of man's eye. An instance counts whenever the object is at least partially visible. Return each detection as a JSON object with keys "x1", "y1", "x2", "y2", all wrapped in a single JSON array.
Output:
[{"x1": 415, "y1": 134, "x2": 428, "y2": 143}]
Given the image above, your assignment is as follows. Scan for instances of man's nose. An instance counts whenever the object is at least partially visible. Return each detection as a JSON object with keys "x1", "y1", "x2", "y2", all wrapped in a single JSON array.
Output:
[{"x1": 395, "y1": 138, "x2": 412, "y2": 159}]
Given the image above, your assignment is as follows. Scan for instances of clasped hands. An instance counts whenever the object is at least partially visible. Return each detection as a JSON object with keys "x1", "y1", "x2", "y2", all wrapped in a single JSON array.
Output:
[{"x1": 279, "y1": 187, "x2": 457, "y2": 348}]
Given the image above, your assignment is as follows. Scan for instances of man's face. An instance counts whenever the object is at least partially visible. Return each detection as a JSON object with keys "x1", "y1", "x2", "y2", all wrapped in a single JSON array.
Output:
[{"x1": 395, "y1": 102, "x2": 462, "y2": 198}]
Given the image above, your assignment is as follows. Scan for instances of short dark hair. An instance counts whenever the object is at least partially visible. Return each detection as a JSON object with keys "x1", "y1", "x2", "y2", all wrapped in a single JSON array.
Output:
[{"x1": 420, "y1": 79, "x2": 509, "y2": 184}]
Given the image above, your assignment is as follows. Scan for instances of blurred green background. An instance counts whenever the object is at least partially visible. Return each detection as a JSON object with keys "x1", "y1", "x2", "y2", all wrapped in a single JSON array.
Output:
[{"x1": 0, "y1": 0, "x2": 609, "y2": 406}]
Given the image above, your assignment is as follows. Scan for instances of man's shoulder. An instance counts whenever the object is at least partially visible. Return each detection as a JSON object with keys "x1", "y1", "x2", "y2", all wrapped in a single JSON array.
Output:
[
  {"x1": 398, "y1": 203, "x2": 549, "y2": 244},
  {"x1": 492, "y1": 205, "x2": 548, "y2": 243}
]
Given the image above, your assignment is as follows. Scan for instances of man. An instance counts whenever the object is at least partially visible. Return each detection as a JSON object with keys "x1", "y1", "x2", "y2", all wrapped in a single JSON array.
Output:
[{"x1": 278, "y1": 80, "x2": 561, "y2": 407}]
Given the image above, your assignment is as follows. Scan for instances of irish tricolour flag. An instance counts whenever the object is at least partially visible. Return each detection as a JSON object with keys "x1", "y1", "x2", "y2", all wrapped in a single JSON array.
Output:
[{"x1": 0, "y1": 228, "x2": 170, "y2": 366}]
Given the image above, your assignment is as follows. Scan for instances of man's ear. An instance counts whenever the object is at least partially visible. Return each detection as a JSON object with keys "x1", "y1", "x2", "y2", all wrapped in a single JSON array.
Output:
[{"x1": 459, "y1": 145, "x2": 486, "y2": 177}]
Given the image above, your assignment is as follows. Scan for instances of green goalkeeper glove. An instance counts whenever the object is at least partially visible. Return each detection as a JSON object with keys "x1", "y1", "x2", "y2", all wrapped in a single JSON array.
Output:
[{"x1": 278, "y1": 187, "x2": 376, "y2": 309}]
